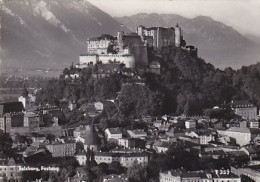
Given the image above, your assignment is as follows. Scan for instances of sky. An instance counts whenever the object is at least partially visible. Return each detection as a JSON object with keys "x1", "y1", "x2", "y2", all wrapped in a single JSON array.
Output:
[{"x1": 88, "y1": 0, "x2": 260, "y2": 36}]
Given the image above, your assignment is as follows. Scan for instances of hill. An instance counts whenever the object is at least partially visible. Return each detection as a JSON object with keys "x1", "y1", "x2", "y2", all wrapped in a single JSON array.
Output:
[
  {"x1": 35, "y1": 45, "x2": 260, "y2": 117},
  {"x1": 0, "y1": 0, "x2": 128, "y2": 70},
  {"x1": 115, "y1": 13, "x2": 260, "y2": 69}
]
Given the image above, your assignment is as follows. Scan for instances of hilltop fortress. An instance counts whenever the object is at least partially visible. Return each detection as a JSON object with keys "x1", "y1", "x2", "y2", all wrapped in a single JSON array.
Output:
[{"x1": 76, "y1": 25, "x2": 197, "y2": 69}]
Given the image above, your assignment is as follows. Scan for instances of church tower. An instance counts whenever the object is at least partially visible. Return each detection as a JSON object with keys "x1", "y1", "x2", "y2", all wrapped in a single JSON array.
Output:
[
  {"x1": 18, "y1": 87, "x2": 29, "y2": 110},
  {"x1": 175, "y1": 24, "x2": 182, "y2": 47},
  {"x1": 117, "y1": 31, "x2": 124, "y2": 48}
]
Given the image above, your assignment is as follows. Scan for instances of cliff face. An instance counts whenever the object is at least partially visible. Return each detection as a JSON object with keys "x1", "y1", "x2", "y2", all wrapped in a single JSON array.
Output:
[{"x1": 0, "y1": 0, "x2": 128, "y2": 69}]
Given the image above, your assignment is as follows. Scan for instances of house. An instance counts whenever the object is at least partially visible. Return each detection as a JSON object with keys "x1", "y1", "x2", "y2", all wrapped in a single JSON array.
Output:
[
  {"x1": 103, "y1": 174, "x2": 128, "y2": 182},
  {"x1": 74, "y1": 125, "x2": 90, "y2": 137},
  {"x1": 23, "y1": 141, "x2": 48, "y2": 157},
  {"x1": 231, "y1": 166, "x2": 260, "y2": 182},
  {"x1": 105, "y1": 128, "x2": 122, "y2": 142},
  {"x1": 185, "y1": 119, "x2": 196, "y2": 129},
  {"x1": 118, "y1": 138, "x2": 136, "y2": 148},
  {"x1": 94, "y1": 102, "x2": 104, "y2": 111},
  {"x1": 45, "y1": 140, "x2": 76, "y2": 157},
  {"x1": 24, "y1": 111, "x2": 40, "y2": 129},
  {"x1": 186, "y1": 130, "x2": 215, "y2": 145},
  {"x1": 94, "y1": 152, "x2": 148, "y2": 167},
  {"x1": 75, "y1": 125, "x2": 101, "y2": 152},
  {"x1": 75, "y1": 151, "x2": 87, "y2": 166},
  {"x1": 160, "y1": 170, "x2": 241, "y2": 182},
  {"x1": 249, "y1": 120, "x2": 259, "y2": 129},
  {"x1": 153, "y1": 141, "x2": 172, "y2": 153},
  {"x1": 127, "y1": 129, "x2": 147, "y2": 139},
  {"x1": 231, "y1": 100, "x2": 257, "y2": 119},
  {"x1": 217, "y1": 127, "x2": 251, "y2": 146},
  {"x1": 0, "y1": 153, "x2": 23, "y2": 182},
  {"x1": 0, "y1": 112, "x2": 24, "y2": 133}
]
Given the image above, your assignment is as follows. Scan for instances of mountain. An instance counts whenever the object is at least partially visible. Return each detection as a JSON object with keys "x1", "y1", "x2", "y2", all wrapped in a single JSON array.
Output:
[
  {"x1": 115, "y1": 13, "x2": 260, "y2": 69},
  {"x1": 245, "y1": 34, "x2": 260, "y2": 45},
  {"x1": 0, "y1": 0, "x2": 128, "y2": 69}
]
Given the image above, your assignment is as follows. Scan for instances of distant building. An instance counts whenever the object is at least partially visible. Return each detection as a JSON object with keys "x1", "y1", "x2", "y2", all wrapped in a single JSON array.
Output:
[
  {"x1": 0, "y1": 153, "x2": 23, "y2": 182},
  {"x1": 0, "y1": 112, "x2": 24, "y2": 133},
  {"x1": 127, "y1": 130, "x2": 147, "y2": 139},
  {"x1": 231, "y1": 100, "x2": 257, "y2": 119},
  {"x1": 231, "y1": 166, "x2": 260, "y2": 182},
  {"x1": 149, "y1": 61, "x2": 161, "y2": 75},
  {"x1": 153, "y1": 141, "x2": 172, "y2": 153},
  {"x1": 186, "y1": 130, "x2": 215, "y2": 145},
  {"x1": 74, "y1": 125, "x2": 101, "y2": 152},
  {"x1": 94, "y1": 102, "x2": 104, "y2": 111},
  {"x1": 217, "y1": 127, "x2": 251, "y2": 146},
  {"x1": 249, "y1": 120, "x2": 259, "y2": 129},
  {"x1": 103, "y1": 174, "x2": 128, "y2": 182},
  {"x1": 23, "y1": 111, "x2": 40, "y2": 129},
  {"x1": 185, "y1": 119, "x2": 197, "y2": 129},
  {"x1": 105, "y1": 128, "x2": 122, "y2": 142},
  {"x1": 46, "y1": 140, "x2": 76, "y2": 157},
  {"x1": 118, "y1": 138, "x2": 136, "y2": 148},
  {"x1": 75, "y1": 151, "x2": 87, "y2": 166},
  {"x1": 160, "y1": 169, "x2": 241, "y2": 182},
  {"x1": 95, "y1": 152, "x2": 148, "y2": 167}
]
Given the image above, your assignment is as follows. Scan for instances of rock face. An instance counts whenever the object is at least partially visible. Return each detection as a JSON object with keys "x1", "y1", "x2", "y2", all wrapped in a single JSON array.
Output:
[
  {"x1": 116, "y1": 13, "x2": 260, "y2": 69},
  {"x1": 0, "y1": 0, "x2": 128, "y2": 69}
]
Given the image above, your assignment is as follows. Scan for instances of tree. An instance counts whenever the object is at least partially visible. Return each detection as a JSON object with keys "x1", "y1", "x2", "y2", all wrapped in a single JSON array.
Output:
[
  {"x1": 127, "y1": 161, "x2": 147, "y2": 182},
  {"x1": 108, "y1": 161, "x2": 124, "y2": 174}
]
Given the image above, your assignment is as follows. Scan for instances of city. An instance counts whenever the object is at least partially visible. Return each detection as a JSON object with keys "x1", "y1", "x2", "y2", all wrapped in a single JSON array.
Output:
[{"x1": 1, "y1": 0, "x2": 260, "y2": 182}]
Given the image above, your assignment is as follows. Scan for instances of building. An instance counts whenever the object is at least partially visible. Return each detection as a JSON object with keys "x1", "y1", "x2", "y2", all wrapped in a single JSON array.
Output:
[
  {"x1": 0, "y1": 153, "x2": 23, "y2": 182},
  {"x1": 45, "y1": 140, "x2": 76, "y2": 157},
  {"x1": 103, "y1": 174, "x2": 128, "y2": 182},
  {"x1": 94, "y1": 152, "x2": 148, "y2": 167},
  {"x1": 74, "y1": 125, "x2": 90, "y2": 137},
  {"x1": 0, "y1": 112, "x2": 24, "y2": 133},
  {"x1": 249, "y1": 120, "x2": 259, "y2": 128},
  {"x1": 75, "y1": 151, "x2": 87, "y2": 166},
  {"x1": 136, "y1": 25, "x2": 182, "y2": 49},
  {"x1": 105, "y1": 128, "x2": 122, "y2": 142},
  {"x1": 74, "y1": 125, "x2": 101, "y2": 152},
  {"x1": 217, "y1": 127, "x2": 251, "y2": 146},
  {"x1": 186, "y1": 130, "x2": 215, "y2": 145},
  {"x1": 231, "y1": 100, "x2": 257, "y2": 119},
  {"x1": 160, "y1": 170, "x2": 241, "y2": 182},
  {"x1": 127, "y1": 130, "x2": 147, "y2": 139},
  {"x1": 23, "y1": 111, "x2": 40, "y2": 129},
  {"x1": 94, "y1": 102, "x2": 104, "y2": 111},
  {"x1": 231, "y1": 166, "x2": 260, "y2": 182},
  {"x1": 153, "y1": 141, "x2": 172, "y2": 153},
  {"x1": 185, "y1": 119, "x2": 196, "y2": 129},
  {"x1": 118, "y1": 138, "x2": 136, "y2": 148}
]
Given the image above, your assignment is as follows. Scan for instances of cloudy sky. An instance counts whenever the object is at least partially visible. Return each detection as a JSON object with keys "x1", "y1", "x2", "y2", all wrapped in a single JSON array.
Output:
[{"x1": 88, "y1": 0, "x2": 260, "y2": 36}]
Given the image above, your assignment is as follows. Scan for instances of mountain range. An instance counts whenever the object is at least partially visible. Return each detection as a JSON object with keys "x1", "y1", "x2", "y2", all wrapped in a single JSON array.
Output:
[
  {"x1": 0, "y1": 0, "x2": 128, "y2": 69},
  {"x1": 0, "y1": 1, "x2": 259, "y2": 70},
  {"x1": 115, "y1": 13, "x2": 260, "y2": 69}
]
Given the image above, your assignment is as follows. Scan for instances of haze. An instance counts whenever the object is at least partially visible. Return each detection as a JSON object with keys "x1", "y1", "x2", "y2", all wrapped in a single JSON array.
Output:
[{"x1": 88, "y1": 0, "x2": 260, "y2": 37}]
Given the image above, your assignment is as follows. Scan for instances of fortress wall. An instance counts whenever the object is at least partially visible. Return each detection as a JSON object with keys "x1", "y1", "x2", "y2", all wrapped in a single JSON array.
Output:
[{"x1": 128, "y1": 46, "x2": 149, "y2": 67}]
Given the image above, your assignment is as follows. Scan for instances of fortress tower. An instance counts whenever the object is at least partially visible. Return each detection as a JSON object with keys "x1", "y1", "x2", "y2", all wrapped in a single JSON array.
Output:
[
  {"x1": 175, "y1": 24, "x2": 182, "y2": 47},
  {"x1": 117, "y1": 31, "x2": 124, "y2": 48}
]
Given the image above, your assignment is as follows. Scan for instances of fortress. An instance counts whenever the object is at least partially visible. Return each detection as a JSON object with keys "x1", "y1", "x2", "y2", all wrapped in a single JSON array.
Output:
[{"x1": 76, "y1": 24, "x2": 196, "y2": 69}]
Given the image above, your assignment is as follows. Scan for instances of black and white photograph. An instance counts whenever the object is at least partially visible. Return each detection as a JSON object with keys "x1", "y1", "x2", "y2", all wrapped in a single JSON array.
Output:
[{"x1": 0, "y1": 0, "x2": 260, "y2": 181}]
